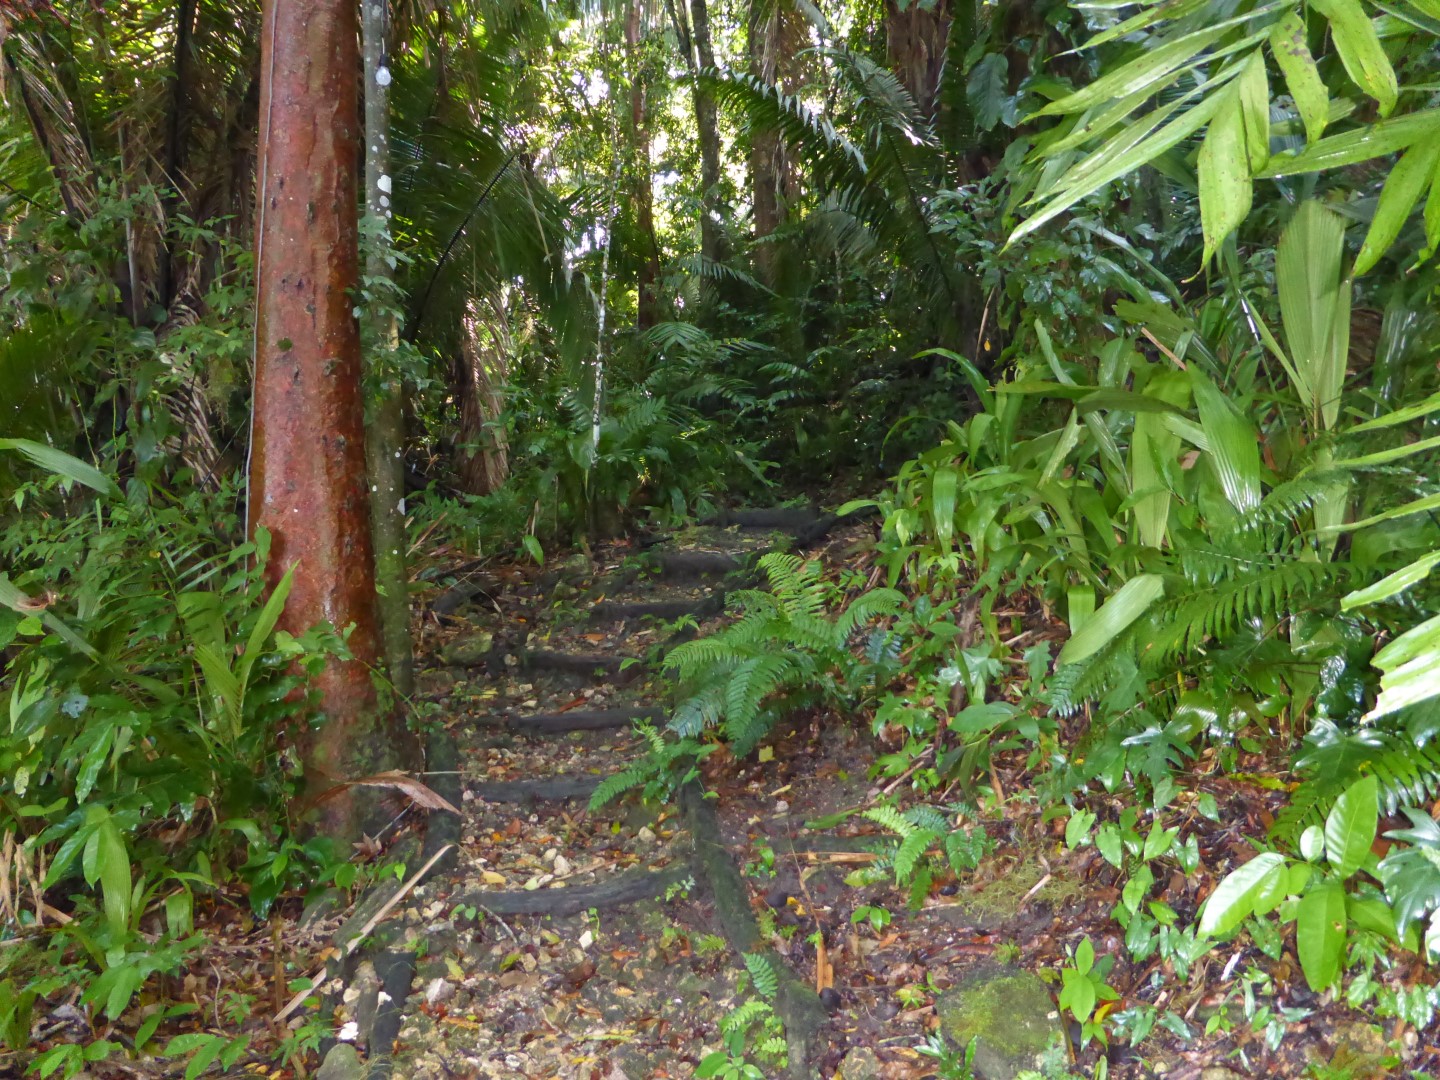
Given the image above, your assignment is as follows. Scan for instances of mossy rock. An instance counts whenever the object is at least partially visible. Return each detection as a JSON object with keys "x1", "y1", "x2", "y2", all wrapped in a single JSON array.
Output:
[
  {"x1": 440, "y1": 631, "x2": 493, "y2": 666},
  {"x1": 934, "y1": 963, "x2": 1065, "y2": 1080}
]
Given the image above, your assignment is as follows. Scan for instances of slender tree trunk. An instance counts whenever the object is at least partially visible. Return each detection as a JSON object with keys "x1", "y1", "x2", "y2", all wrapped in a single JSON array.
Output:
[
  {"x1": 667, "y1": 0, "x2": 726, "y2": 262},
  {"x1": 453, "y1": 295, "x2": 510, "y2": 497},
  {"x1": 251, "y1": 0, "x2": 407, "y2": 839},
  {"x1": 748, "y1": 0, "x2": 784, "y2": 283},
  {"x1": 627, "y1": 0, "x2": 661, "y2": 328},
  {"x1": 362, "y1": 0, "x2": 414, "y2": 700},
  {"x1": 158, "y1": 0, "x2": 196, "y2": 310}
]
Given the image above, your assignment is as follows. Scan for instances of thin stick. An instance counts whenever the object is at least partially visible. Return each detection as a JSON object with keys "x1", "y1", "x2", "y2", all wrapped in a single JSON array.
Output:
[{"x1": 274, "y1": 843, "x2": 454, "y2": 1024}]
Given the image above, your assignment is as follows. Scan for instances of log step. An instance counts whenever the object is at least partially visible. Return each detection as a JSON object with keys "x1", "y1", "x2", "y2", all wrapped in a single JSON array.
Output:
[{"x1": 512, "y1": 706, "x2": 662, "y2": 735}]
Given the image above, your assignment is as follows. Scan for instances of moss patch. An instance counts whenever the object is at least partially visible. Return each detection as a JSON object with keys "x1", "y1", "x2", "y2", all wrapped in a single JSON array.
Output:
[{"x1": 935, "y1": 963, "x2": 1065, "y2": 1080}]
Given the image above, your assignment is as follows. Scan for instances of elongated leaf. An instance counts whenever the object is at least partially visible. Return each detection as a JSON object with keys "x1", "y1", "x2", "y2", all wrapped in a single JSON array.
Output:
[
  {"x1": 1237, "y1": 50, "x2": 1270, "y2": 170},
  {"x1": 1325, "y1": 775, "x2": 1379, "y2": 878},
  {"x1": 1268, "y1": 10, "x2": 1329, "y2": 144},
  {"x1": 1311, "y1": 0, "x2": 1398, "y2": 116},
  {"x1": 237, "y1": 563, "x2": 295, "y2": 696},
  {"x1": 1130, "y1": 371, "x2": 1191, "y2": 548},
  {"x1": 931, "y1": 467, "x2": 958, "y2": 554},
  {"x1": 1426, "y1": 156, "x2": 1440, "y2": 257},
  {"x1": 1192, "y1": 371, "x2": 1262, "y2": 512},
  {"x1": 1013, "y1": 92, "x2": 1226, "y2": 245},
  {"x1": 1347, "y1": 389, "x2": 1440, "y2": 432},
  {"x1": 1334, "y1": 431, "x2": 1440, "y2": 466},
  {"x1": 1198, "y1": 852, "x2": 1288, "y2": 936},
  {"x1": 1296, "y1": 880, "x2": 1347, "y2": 991},
  {"x1": 1198, "y1": 86, "x2": 1252, "y2": 264},
  {"x1": 1075, "y1": 0, "x2": 1211, "y2": 52},
  {"x1": 1035, "y1": 22, "x2": 1234, "y2": 116},
  {"x1": 1354, "y1": 139, "x2": 1440, "y2": 275},
  {"x1": 0, "y1": 439, "x2": 119, "y2": 497},
  {"x1": 1258, "y1": 110, "x2": 1440, "y2": 177},
  {"x1": 1342, "y1": 548, "x2": 1440, "y2": 609},
  {"x1": 1277, "y1": 201, "x2": 1349, "y2": 429},
  {"x1": 1057, "y1": 573, "x2": 1165, "y2": 666},
  {"x1": 1367, "y1": 613, "x2": 1440, "y2": 719}
]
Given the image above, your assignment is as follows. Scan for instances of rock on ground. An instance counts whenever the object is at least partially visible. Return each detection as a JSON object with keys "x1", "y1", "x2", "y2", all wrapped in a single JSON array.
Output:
[{"x1": 934, "y1": 962, "x2": 1065, "y2": 1080}]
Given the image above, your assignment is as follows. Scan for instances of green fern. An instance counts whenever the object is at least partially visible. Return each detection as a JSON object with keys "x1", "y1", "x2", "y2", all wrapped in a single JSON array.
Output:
[
  {"x1": 742, "y1": 953, "x2": 779, "y2": 1000},
  {"x1": 662, "y1": 553, "x2": 896, "y2": 753},
  {"x1": 1275, "y1": 723, "x2": 1440, "y2": 842}
]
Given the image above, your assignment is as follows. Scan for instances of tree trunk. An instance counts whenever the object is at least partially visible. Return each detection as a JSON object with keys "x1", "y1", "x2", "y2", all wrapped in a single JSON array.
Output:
[
  {"x1": 453, "y1": 295, "x2": 510, "y2": 497},
  {"x1": 362, "y1": 0, "x2": 414, "y2": 700},
  {"x1": 671, "y1": 0, "x2": 726, "y2": 263},
  {"x1": 627, "y1": 0, "x2": 661, "y2": 328},
  {"x1": 747, "y1": 0, "x2": 788, "y2": 283},
  {"x1": 886, "y1": 0, "x2": 950, "y2": 125},
  {"x1": 251, "y1": 0, "x2": 408, "y2": 840}
]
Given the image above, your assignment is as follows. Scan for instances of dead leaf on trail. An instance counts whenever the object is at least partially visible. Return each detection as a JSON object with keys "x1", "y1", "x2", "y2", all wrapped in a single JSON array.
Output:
[{"x1": 307, "y1": 771, "x2": 460, "y2": 814}]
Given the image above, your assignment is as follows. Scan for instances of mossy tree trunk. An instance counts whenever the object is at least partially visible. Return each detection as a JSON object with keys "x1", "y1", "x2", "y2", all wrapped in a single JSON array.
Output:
[{"x1": 361, "y1": 0, "x2": 414, "y2": 699}]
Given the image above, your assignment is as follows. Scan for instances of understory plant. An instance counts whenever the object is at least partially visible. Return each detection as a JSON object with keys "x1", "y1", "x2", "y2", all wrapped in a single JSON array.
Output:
[{"x1": 0, "y1": 454, "x2": 344, "y2": 1072}]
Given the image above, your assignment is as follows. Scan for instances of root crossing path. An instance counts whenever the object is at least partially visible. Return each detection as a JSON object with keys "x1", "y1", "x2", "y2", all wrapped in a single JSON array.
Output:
[{"x1": 342, "y1": 509, "x2": 849, "y2": 1080}]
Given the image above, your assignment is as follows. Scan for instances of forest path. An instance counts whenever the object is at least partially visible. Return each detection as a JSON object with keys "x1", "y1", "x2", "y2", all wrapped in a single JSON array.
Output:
[{"x1": 347, "y1": 510, "x2": 851, "y2": 1079}]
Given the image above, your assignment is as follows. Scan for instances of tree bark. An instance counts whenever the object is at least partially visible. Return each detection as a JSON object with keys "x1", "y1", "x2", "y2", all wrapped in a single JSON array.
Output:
[
  {"x1": 747, "y1": 0, "x2": 789, "y2": 283},
  {"x1": 885, "y1": 0, "x2": 951, "y2": 125},
  {"x1": 453, "y1": 295, "x2": 510, "y2": 497},
  {"x1": 362, "y1": 0, "x2": 415, "y2": 700},
  {"x1": 251, "y1": 0, "x2": 406, "y2": 839},
  {"x1": 668, "y1": 0, "x2": 726, "y2": 263},
  {"x1": 627, "y1": 0, "x2": 661, "y2": 328}
]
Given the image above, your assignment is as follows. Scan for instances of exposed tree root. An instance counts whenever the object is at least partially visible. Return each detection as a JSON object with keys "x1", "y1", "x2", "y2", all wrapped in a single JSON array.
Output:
[
  {"x1": 679, "y1": 783, "x2": 829, "y2": 1080},
  {"x1": 453, "y1": 862, "x2": 692, "y2": 917},
  {"x1": 512, "y1": 706, "x2": 661, "y2": 734},
  {"x1": 467, "y1": 775, "x2": 603, "y2": 803},
  {"x1": 589, "y1": 594, "x2": 726, "y2": 624},
  {"x1": 650, "y1": 549, "x2": 747, "y2": 579},
  {"x1": 516, "y1": 649, "x2": 641, "y2": 681}
]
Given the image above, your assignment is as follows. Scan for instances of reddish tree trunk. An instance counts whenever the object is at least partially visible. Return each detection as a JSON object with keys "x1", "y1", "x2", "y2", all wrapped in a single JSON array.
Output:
[{"x1": 250, "y1": 0, "x2": 404, "y2": 838}]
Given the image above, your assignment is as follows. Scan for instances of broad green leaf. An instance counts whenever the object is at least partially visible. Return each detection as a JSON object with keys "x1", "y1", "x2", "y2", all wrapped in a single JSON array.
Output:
[
  {"x1": 1057, "y1": 573, "x2": 1165, "y2": 666},
  {"x1": 1191, "y1": 371, "x2": 1261, "y2": 512},
  {"x1": 1341, "y1": 549, "x2": 1440, "y2": 609},
  {"x1": 1066, "y1": 809, "x2": 1098, "y2": 849},
  {"x1": 1237, "y1": 51, "x2": 1270, "y2": 170},
  {"x1": 1268, "y1": 10, "x2": 1329, "y2": 144},
  {"x1": 1276, "y1": 201, "x2": 1349, "y2": 430},
  {"x1": 1258, "y1": 109, "x2": 1440, "y2": 177},
  {"x1": 0, "y1": 439, "x2": 120, "y2": 497},
  {"x1": 1354, "y1": 139, "x2": 1440, "y2": 275},
  {"x1": 1311, "y1": 0, "x2": 1398, "y2": 116},
  {"x1": 1296, "y1": 880, "x2": 1347, "y2": 991},
  {"x1": 1367, "y1": 614, "x2": 1440, "y2": 718},
  {"x1": 1129, "y1": 371, "x2": 1191, "y2": 548},
  {"x1": 1324, "y1": 775, "x2": 1378, "y2": 877},
  {"x1": 931, "y1": 466, "x2": 958, "y2": 553},
  {"x1": 1198, "y1": 852, "x2": 1287, "y2": 936},
  {"x1": 1198, "y1": 86, "x2": 1252, "y2": 264},
  {"x1": 1426, "y1": 155, "x2": 1440, "y2": 257},
  {"x1": 96, "y1": 815, "x2": 132, "y2": 936}
]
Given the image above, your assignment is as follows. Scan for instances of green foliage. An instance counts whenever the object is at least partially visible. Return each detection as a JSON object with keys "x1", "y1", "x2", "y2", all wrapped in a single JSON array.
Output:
[
  {"x1": 664, "y1": 553, "x2": 902, "y2": 754},
  {"x1": 0, "y1": 462, "x2": 347, "y2": 1065}
]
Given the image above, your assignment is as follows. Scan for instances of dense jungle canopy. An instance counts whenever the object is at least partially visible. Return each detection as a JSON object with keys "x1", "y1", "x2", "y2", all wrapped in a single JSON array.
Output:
[{"x1": 3, "y1": 0, "x2": 1440, "y2": 1076}]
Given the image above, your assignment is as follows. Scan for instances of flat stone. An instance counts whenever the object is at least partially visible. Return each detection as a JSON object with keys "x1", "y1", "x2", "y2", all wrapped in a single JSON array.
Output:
[
  {"x1": 317, "y1": 1043, "x2": 367, "y2": 1080},
  {"x1": 934, "y1": 963, "x2": 1065, "y2": 1080},
  {"x1": 835, "y1": 1045, "x2": 883, "y2": 1079}
]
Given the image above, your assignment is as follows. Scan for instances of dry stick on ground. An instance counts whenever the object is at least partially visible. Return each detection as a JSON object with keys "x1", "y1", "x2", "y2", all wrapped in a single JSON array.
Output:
[{"x1": 274, "y1": 843, "x2": 455, "y2": 1024}]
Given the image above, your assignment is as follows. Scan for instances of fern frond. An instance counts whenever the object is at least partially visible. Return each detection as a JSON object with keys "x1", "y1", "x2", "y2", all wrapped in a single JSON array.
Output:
[
  {"x1": 862, "y1": 804, "x2": 916, "y2": 838},
  {"x1": 893, "y1": 828, "x2": 938, "y2": 884},
  {"x1": 742, "y1": 953, "x2": 780, "y2": 1000}
]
